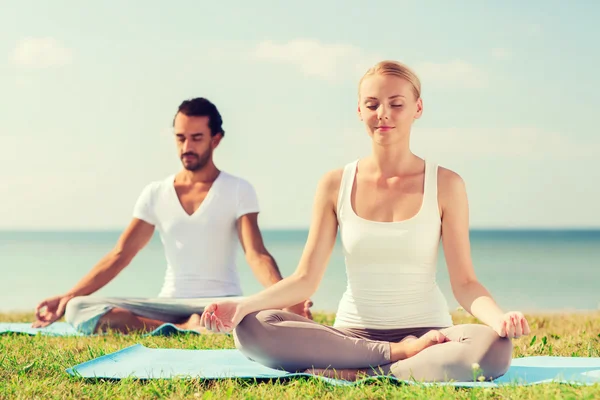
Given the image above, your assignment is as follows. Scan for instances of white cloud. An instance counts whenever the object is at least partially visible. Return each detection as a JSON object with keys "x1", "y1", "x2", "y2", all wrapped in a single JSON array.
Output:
[
  {"x1": 250, "y1": 39, "x2": 492, "y2": 91},
  {"x1": 12, "y1": 37, "x2": 72, "y2": 68},
  {"x1": 412, "y1": 126, "x2": 596, "y2": 160},
  {"x1": 414, "y1": 60, "x2": 489, "y2": 89},
  {"x1": 491, "y1": 48, "x2": 512, "y2": 61},
  {"x1": 250, "y1": 39, "x2": 379, "y2": 81}
]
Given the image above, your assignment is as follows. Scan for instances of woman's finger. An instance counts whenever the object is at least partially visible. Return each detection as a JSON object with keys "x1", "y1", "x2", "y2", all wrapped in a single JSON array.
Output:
[
  {"x1": 514, "y1": 315, "x2": 524, "y2": 337},
  {"x1": 506, "y1": 317, "x2": 515, "y2": 338},
  {"x1": 521, "y1": 317, "x2": 531, "y2": 335},
  {"x1": 499, "y1": 319, "x2": 507, "y2": 337},
  {"x1": 210, "y1": 314, "x2": 219, "y2": 332},
  {"x1": 200, "y1": 311, "x2": 209, "y2": 328}
]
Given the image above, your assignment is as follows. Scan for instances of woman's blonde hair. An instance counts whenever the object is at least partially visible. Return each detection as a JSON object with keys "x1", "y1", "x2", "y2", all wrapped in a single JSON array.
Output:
[{"x1": 358, "y1": 60, "x2": 421, "y2": 100}]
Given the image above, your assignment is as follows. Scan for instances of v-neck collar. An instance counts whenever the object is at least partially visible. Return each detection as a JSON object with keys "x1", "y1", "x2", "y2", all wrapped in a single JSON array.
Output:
[{"x1": 171, "y1": 172, "x2": 223, "y2": 218}]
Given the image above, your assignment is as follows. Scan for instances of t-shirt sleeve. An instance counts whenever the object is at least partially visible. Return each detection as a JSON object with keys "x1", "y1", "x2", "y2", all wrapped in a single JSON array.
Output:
[
  {"x1": 132, "y1": 183, "x2": 157, "y2": 225},
  {"x1": 236, "y1": 179, "x2": 260, "y2": 219}
]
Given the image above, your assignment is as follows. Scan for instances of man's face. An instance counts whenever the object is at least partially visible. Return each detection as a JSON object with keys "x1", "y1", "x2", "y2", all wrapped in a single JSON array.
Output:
[{"x1": 173, "y1": 113, "x2": 222, "y2": 171}]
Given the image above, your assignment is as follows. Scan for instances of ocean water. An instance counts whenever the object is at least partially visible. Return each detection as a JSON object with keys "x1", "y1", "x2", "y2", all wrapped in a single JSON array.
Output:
[{"x1": 0, "y1": 230, "x2": 599, "y2": 314}]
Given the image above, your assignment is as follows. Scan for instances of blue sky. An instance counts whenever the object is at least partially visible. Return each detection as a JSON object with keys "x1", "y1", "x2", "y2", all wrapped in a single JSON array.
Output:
[{"x1": 1, "y1": 1, "x2": 598, "y2": 230}]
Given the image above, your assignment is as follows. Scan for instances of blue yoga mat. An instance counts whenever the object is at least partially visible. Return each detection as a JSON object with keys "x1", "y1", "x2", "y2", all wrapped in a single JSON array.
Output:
[
  {"x1": 0, "y1": 322, "x2": 80, "y2": 336},
  {"x1": 66, "y1": 344, "x2": 600, "y2": 387},
  {"x1": 0, "y1": 322, "x2": 200, "y2": 337}
]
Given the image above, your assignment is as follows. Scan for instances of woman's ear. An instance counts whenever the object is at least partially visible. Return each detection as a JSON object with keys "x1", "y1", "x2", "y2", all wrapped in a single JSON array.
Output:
[{"x1": 414, "y1": 98, "x2": 423, "y2": 120}]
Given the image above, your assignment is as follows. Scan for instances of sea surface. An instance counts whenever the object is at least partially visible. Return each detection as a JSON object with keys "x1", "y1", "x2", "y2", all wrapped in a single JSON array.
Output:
[{"x1": 1, "y1": 229, "x2": 598, "y2": 314}]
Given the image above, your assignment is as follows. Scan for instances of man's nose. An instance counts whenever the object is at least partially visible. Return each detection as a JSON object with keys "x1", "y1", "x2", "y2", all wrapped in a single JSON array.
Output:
[{"x1": 182, "y1": 139, "x2": 193, "y2": 152}]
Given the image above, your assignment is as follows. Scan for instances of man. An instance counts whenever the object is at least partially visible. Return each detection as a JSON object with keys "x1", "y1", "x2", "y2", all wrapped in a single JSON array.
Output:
[{"x1": 32, "y1": 97, "x2": 312, "y2": 334}]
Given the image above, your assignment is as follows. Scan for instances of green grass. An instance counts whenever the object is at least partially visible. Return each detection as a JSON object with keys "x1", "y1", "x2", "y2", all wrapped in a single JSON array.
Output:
[{"x1": 1, "y1": 311, "x2": 599, "y2": 399}]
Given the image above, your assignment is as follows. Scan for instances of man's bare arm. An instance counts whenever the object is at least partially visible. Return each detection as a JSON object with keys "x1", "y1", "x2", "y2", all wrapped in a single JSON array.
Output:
[
  {"x1": 32, "y1": 218, "x2": 155, "y2": 327},
  {"x1": 236, "y1": 213, "x2": 283, "y2": 287},
  {"x1": 64, "y1": 218, "x2": 155, "y2": 297}
]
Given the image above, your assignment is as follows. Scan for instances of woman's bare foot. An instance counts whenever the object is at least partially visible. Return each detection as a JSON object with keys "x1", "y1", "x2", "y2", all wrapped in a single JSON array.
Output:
[
  {"x1": 176, "y1": 313, "x2": 207, "y2": 333},
  {"x1": 305, "y1": 332, "x2": 448, "y2": 381},
  {"x1": 400, "y1": 335, "x2": 418, "y2": 343},
  {"x1": 304, "y1": 332, "x2": 448, "y2": 381},
  {"x1": 390, "y1": 330, "x2": 448, "y2": 361}
]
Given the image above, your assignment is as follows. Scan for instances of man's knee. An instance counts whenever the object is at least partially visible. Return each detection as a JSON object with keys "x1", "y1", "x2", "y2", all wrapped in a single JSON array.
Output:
[
  {"x1": 64, "y1": 296, "x2": 112, "y2": 334},
  {"x1": 64, "y1": 296, "x2": 88, "y2": 325}
]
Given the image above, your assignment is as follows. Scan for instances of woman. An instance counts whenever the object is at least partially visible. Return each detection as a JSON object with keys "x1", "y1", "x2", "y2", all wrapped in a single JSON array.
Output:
[{"x1": 197, "y1": 60, "x2": 531, "y2": 382}]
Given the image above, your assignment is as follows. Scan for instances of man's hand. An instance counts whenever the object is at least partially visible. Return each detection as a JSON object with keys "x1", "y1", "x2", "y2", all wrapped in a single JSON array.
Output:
[
  {"x1": 283, "y1": 299, "x2": 314, "y2": 320},
  {"x1": 32, "y1": 295, "x2": 73, "y2": 328}
]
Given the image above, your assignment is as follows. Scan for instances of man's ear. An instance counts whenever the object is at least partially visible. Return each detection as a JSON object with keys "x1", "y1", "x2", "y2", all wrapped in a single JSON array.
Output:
[{"x1": 212, "y1": 133, "x2": 223, "y2": 147}]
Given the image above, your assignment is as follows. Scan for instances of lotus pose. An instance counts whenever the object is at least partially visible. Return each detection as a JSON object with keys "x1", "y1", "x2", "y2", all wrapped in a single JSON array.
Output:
[
  {"x1": 32, "y1": 97, "x2": 311, "y2": 334},
  {"x1": 196, "y1": 61, "x2": 531, "y2": 382}
]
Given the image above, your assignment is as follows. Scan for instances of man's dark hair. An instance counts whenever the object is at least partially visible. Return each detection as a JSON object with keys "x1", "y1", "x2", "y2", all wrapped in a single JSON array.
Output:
[{"x1": 173, "y1": 97, "x2": 225, "y2": 137}]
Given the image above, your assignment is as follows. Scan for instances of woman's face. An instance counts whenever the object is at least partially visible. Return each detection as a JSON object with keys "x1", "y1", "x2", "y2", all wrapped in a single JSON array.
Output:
[{"x1": 358, "y1": 74, "x2": 423, "y2": 145}]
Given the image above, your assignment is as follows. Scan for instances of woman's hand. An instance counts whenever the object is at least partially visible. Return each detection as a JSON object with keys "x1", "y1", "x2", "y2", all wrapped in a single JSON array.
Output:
[
  {"x1": 200, "y1": 301, "x2": 245, "y2": 333},
  {"x1": 283, "y1": 299, "x2": 314, "y2": 320},
  {"x1": 494, "y1": 311, "x2": 531, "y2": 338}
]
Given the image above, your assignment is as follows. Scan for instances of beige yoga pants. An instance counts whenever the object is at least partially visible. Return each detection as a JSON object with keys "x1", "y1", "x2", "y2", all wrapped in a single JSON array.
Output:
[{"x1": 234, "y1": 310, "x2": 513, "y2": 382}]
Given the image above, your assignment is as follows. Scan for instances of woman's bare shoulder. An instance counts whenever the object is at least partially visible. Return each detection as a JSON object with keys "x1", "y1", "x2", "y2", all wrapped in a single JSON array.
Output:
[
  {"x1": 437, "y1": 165, "x2": 468, "y2": 207},
  {"x1": 314, "y1": 168, "x2": 343, "y2": 202},
  {"x1": 320, "y1": 168, "x2": 344, "y2": 188}
]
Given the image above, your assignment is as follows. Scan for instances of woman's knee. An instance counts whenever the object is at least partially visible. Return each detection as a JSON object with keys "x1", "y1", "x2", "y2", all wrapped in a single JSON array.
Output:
[
  {"x1": 236, "y1": 309, "x2": 283, "y2": 333},
  {"x1": 474, "y1": 325, "x2": 513, "y2": 379},
  {"x1": 233, "y1": 309, "x2": 291, "y2": 367},
  {"x1": 442, "y1": 324, "x2": 512, "y2": 380},
  {"x1": 234, "y1": 310, "x2": 285, "y2": 348}
]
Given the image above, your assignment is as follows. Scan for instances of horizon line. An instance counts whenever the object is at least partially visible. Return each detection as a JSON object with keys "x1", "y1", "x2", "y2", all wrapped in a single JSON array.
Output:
[{"x1": 1, "y1": 227, "x2": 600, "y2": 233}]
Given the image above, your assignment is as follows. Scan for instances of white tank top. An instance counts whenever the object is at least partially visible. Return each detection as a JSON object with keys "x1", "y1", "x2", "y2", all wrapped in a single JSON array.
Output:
[{"x1": 333, "y1": 159, "x2": 454, "y2": 329}]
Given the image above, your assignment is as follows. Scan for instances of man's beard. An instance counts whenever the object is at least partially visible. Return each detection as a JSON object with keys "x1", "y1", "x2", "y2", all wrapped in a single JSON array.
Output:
[{"x1": 181, "y1": 149, "x2": 211, "y2": 171}]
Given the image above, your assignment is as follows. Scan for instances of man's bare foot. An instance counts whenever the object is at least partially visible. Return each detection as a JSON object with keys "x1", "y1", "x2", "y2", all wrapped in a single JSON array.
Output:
[
  {"x1": 176, "y1": 313, "x2": 207, "y2": 333},
  {"x1": 390, "y1": 330, "x2": 448, "y2": 361}
]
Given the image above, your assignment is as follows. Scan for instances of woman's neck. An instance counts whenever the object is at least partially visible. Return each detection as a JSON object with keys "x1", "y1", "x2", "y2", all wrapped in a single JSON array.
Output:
[{"x1": 368, "y1": 140, "x2": 419, "y2": 177}]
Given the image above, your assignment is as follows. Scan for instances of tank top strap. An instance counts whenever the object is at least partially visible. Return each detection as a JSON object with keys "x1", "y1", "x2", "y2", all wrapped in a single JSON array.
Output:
[
  {"x1": 336, "y1": 159, "x2": 359, "y2": 218},
  {"x1": 422, "y1": 159, "x2": 440, "y2": 219}
]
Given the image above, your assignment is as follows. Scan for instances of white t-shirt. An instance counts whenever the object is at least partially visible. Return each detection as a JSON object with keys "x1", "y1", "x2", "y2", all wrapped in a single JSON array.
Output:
[{"x1": 132, "y1": 171, "x2": 260, "y2": 298}]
